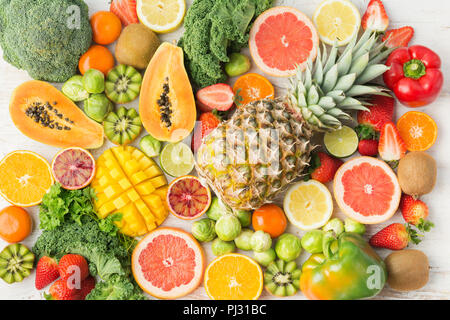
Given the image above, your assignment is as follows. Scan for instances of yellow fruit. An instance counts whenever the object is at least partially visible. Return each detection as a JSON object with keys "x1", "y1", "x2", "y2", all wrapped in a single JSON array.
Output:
[
  {"x1": 92, "y1": 146, "x2": 168, "y2": 237},
  {"x1": 136, "y1": 0, "x2": 185, "y2": 34}
]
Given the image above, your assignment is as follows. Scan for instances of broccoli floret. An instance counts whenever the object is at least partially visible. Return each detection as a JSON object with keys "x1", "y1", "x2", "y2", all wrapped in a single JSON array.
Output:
[{"x1": 0, "y1": 0, "x2": 92, "y2": 82}]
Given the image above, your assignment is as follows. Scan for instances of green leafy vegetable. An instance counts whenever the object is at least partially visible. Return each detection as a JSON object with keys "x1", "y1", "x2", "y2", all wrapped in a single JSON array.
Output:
[{"x1": 86, "y1": 275, "x2": 146, "y2": 300}]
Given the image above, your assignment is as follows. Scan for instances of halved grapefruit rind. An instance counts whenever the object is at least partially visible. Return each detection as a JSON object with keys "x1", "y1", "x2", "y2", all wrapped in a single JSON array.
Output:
[
  {"x1": 333, "y1": 157, "x2": 401, "y2": 224},
  {"x1": 249, "y1": 6, "x2": 319, "y2": 77},
  {"x1": 132, "y1": 227, "x2": 205, "y2": 299}
]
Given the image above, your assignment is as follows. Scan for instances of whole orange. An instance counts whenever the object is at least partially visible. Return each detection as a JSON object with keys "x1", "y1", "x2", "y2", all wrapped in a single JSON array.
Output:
[
  {"x1": 90, "y1": 11, "x2": 122, "y2": 45},
  {"x1": 252, "y1": 204, "x2": 287, "y2": 238},
  {"x1": 78, "y1": 45, "x2": 115, "y2": 75},
  {"x1": 0, "y1": 206, "x2": 32, "y2": 243}
]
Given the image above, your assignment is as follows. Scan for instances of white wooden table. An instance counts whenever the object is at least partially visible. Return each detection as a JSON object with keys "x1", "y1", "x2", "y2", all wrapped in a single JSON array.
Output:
[{"x1": 0, "y1": 0, "x2": 449, "y2": 300}]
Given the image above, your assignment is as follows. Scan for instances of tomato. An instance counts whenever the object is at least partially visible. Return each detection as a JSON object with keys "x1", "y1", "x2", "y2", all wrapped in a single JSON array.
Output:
[
  {"x1": 90, "y1": 11, "x2": 122, "y2": 45},
  {"x1": 0, "y1": 206, "x2": 32, "y2": 243},
  {"x1": 79, "y1": 45, "x2": 115, "y2": 75},
  {"x1": 252, "y1": 204, "x2": 287, "y2": 238}
]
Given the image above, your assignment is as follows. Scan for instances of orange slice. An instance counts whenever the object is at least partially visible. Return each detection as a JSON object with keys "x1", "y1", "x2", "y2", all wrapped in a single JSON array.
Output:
[
  {"x1": 396, "y1": 111, "x2": 437, "y2": 151},
  {"x1": 204, "y1": 253, "x2": 263, "y2": 300},
  {"x1": 233, "y1": 73, "x2": 275, "y2": 107},
  {"x1": 0, "y1": 151, "x2": 53, "y2": 207}
]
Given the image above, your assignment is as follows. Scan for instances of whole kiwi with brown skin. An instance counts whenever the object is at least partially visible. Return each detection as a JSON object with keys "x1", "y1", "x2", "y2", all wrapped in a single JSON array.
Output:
[
  {"x1": 385, "y1": 249, "x2": 429, "y2": 291},
  {"x1": 397, "y1": 151, "x2": 436, "y2": 197}
]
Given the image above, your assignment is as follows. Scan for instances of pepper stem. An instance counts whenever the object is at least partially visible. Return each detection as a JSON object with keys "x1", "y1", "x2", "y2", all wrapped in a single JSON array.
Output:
[{"x1": 403, "y1": 59, "x2": 426, "y2": 79}]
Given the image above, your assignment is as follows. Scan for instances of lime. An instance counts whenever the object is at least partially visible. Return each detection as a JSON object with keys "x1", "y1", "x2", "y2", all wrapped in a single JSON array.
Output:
[
  {"x1": 160, "y1": 142, "x2": 194, "y2": 177},
  {"x1": 324, "y1": 125, "x2": 358, "y2": 158}
]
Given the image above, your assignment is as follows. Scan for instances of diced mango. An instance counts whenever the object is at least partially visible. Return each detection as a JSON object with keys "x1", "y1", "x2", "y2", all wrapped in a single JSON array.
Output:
[
  {"x1": 118, "y1": 177, "x2": 132, "y2": 190},
  {"x1": 124, "y1": 159, "x2": 140, "y2": 177},
  {"x1": 98, "y1": 175, "x2": 110, "y2": 187},
  {"x1": 135, "y1": 180, "x2": 156, "y2": 195},
  {"x1": 138, "y1": 155, "x2": 153, "y2": 168},
  {"x1": 97, "y1": 202, "x2": 116, "y2": 218},
  {"x1": 127, "y1": 189, "x2": 140, "y2": 202},
  {"x1": 130, "y1": 171, "x2": 148, "y2": 185},
  {"x1": 149, "y1": 175, "x2": 167, "y2": 189},
  {"x1": 104, "y1": 185, "x2": 122, "y2": 199},
  {"x1": 110, "y1": 168, "x2": 123, "y2": 180},
  {"x1": 143, "y1": 194, "x2": 167, "y2": 223},
  {"x1": 131, "y1": 148, "x2": 144, "y2": 160},
  {"x1": 144, "y1": 166, "x2": 161, "y2": 179},
  {"x1": 113, "y1": 194, "x2": 130, "y2": 209},
  {"x1": 135, "y1": 199, "x2": 157, "y2": 230}
]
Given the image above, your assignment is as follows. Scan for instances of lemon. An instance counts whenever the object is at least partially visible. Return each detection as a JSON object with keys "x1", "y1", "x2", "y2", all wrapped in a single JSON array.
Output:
[
  {"x1": 160, "y1": 142, "x2": 194, "y2": 177},
  {"x1": 136, "y1": 0, "x2": 185, "y2": 33},
  {"x1": 283, "y1": 180, "x2": 333, "y2": 231},
  {"x1": 324, "y1": 125, "x2": 359, "y2": 158},
  {"x1": 313, "y1": 0, "x2": 360, "y2": 46}
]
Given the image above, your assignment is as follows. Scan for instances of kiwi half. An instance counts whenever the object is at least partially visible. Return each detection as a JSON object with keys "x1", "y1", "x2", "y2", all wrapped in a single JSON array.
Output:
[
  {"x1": 0, "y1": 244, "x2": 35, "y2": 284},
  {"x1": 104, "y1": 106, "x2": 142, "y2": 145},
  {"x1": 105, "y1": 64, "x2": 142, "y2": 104},
  {"x1": 264, "y1": 259, "x2": 301, "y2": 297}
]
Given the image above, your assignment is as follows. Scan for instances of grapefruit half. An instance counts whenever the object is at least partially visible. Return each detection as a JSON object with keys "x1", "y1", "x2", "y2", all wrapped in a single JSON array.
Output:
[
  {"x1": 333, "y1": 157, "x2": 401, "y2": 224},
  {"x1": 132, "y1": 227, "x2": 205, "y2": 299},
  {"x1": 249, "y1": 6, "x2": 319, "y2": 77}
]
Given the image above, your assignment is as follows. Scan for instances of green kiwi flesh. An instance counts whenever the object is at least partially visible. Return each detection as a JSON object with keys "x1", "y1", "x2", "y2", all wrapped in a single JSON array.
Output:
[{"x1": 104, "y1": 106, "x2": 142, "y2": 145}]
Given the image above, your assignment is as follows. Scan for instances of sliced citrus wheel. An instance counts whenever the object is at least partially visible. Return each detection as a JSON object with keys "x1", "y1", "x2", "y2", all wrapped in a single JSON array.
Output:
[
  {"x1": 334, "y1": 157, "x2": 401, "y2": 224},
  {"x1": 283, "y1": 180, "x2": 333, "y2": 231},
  {"x1": 167, "y1": 175, "x2": 211, "y2": 220},
  {"x1": 313, "y1": 0, "x2": 361, "y2": 46},
  {"x1": 51, "y1": 147, "x2": 96, "y2": 190},
  {"x1": 136, "y1": 0, "x2": 185, "y2": 33},
  {"x1": 132, "y1": 227, "x2": 205, "y2": 299},
  {"x1": 0, "y1": 151, "x2": 53, "y2": 207},
  {"x1": 160, "y1": 142, "x2": 194, "y2": 177},
  {"x1": 233, "y1": 73, "x2": 275, "y2": 107},
  {"x1": 396, "y1": 111, "x2": 437, "y2": 151},
  {"x1": 249, "y1": 6, "x2": 319, "y2": 77},
  {"x1": 324, "y1": 125, "x2": 358, "y2": 158},
  {"x1": 204, "y1": 253, "x2": 263, "y2": 300}
]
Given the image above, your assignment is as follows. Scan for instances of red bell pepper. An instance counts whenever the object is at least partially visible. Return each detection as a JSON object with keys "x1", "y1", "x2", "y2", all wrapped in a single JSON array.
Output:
[{"x1": 383, "y1": 45, "x2": 443, "y2": 107}]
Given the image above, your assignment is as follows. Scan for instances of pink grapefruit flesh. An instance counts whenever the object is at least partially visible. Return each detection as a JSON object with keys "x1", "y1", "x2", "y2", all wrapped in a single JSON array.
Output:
[
  {"x1": 249, "y1": 6, "x2": 319, "y2": 77},
  {"x1": 333, "y1": 157, "x2": 401, "y2": 224},
  {"x1": 132, "y1": 227, "x2": 205, "y2": 299}
]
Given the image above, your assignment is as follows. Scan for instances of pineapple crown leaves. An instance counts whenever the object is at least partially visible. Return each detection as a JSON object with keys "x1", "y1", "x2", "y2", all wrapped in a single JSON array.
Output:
[{"x1": 288, "y1": 29, "x2": 395, "y2": 132}]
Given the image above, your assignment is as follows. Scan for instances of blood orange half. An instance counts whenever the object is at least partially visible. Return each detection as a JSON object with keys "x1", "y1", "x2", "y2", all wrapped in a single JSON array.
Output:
[
  {"x1": 249, "y1": 6, "x2": 319, "y2": 77},
  {"x1": 333, "y1": 157, "x2": 401, "y2": 224},
  {"x1": 132, "y1": 227, "x2": 205, "y2": 299}
]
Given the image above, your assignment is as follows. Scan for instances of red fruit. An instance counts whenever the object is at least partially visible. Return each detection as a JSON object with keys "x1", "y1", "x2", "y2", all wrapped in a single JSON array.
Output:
[
  {"x1": 58, "y1": 254, "x2": 89, "y2": 282},
  {"x1": 35, "y1": 256, "x2": 59, "y2": 290},
  {"x1": 196, "y1": 84, "x2": 235, "y2": 112},
  {"x1": 47, "y1": 279, "x2": 81, "y2": 300},
  {"x1": 79, "y1": 276, "x2": 96, "y2": 300},
  {"x1": 400, "y1": 194, "x2": 434, "y2": 232},
  {"x1": 310, "y1": 152, "x2": 343, "y2": 183},
  {"x1": 191, "y1": 111, "x2": 222, "y2": 153},
  {"x1": 369, "y1": 223, "x2": 420, "y2": 250},
  {"x1": 110, "y1": 0, "x2": 138, "y2": 26},
  {"x1": 357, "y1": 95, "x2": 395, "y2": 133},
  {"x1": 378, "y1": 122, "x2": 407, "y2": 167},
  {"x1": 382, "y1": 27, "x2": 414, "y2": 48},
  {"x1": 358, "y1": 139, "x2": 379, "y2": 157},
  {"x1": 362, "y1": 0, "x2": 389, "y2": 32}
]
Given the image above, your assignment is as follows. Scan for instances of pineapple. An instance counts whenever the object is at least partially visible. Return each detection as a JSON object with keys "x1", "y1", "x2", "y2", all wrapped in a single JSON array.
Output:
[{"x1": 196, "y1": 30, "x2": 393, "y2": 210}]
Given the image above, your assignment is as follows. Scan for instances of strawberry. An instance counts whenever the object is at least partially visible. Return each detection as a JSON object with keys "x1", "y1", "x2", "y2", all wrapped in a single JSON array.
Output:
[
  {"x1": 400, "y1": 194, "x2": 434, "y2": 232},
  {"x1": 382, "y1": 26, "x2": 414, "y2": 48},
  {"x1": 196, "y1": 83, "x2": 235, "y2": 112},
  {"x1": 191, "y1": 111, "x2": 222, "y2": 153},
  {"x1": 357, "y1": 95, "x2": 395, "y2": 134},
  {"x1": 35, "y1": 256, "x2": 60, "y2": 290},
  {"x1": 369, "y1": 223, "x2": 421, "y2": 250},
  {"x1": 110, "y1": 0, "x2": 138, "y2": 26},
  {"x1": 79, "y1": 276, "x2": 96, "y2": 300},
  {"x1": 362, "y1": 0, "x2": 389, "y2": 32},
  {"x1": 358, "y1": 139, "x2": 379, "y2": 156},
  {"x1": 309, "y1": 152, "x2": 343, "y2": 183},
  {"x1": 378, "y1": 122, "x2": 407, "y2": 168},
  {"x1": 58, "y1": 254, "x2": 89, "y2": 282},
  {"x1": 46, "y1": 279, "x2": 81, "y2": 300}
]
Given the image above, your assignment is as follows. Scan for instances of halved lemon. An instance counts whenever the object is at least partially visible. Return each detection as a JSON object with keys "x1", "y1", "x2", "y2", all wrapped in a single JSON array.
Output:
[
  {"x1": 283, "y1": 180, "x2": 333, "y2": 231},
  {"x1": 136, "y1": 0, "x2": 185, "y2": 33},
  {"x1": 313, "y1": 0, "x2": 361, "y2": 46}
]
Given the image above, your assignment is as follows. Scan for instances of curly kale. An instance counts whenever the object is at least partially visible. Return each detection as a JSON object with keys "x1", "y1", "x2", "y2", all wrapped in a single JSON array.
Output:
[
  {"x1": 0, "y1": 0, "x2": 92, "y2": 82},
  {"x1": 179, "y1": 0, "x2": 273, "y2": 88},
  {"x1": 86, "y1": 275, "x2": 146, "y2": 300}
]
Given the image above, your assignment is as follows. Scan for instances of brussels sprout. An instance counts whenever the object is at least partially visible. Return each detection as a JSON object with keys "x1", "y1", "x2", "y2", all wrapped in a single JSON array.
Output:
[
  {"x1": 253, "y1": 248, "x2": 276, "y2": 267},
  {"x1": 234, "y1": 228, "x2": 254, "y2": 251},
  {"x1": 83, "y1": 69, "x2": 105, "y2": 94},
  {"x1": 206, "y1": 197, "x2": 232, "y2": 221},
  {"x1": 251, "y1": 230, "x2": 272, "y2": 253},
  {"x1": 301, "y1": 230, "x2": 324, "y2": 254},
  {"x1": 234, "y1": 209, "x2": 251, "y2": 227},
  {"x1": 84, "y1": 94, "x2": 113, "y2": 122},
  {"x1": 344, "y1": 218, "x2": 366, "y2": 234},
  {"x1": 211, "y1": 238, "x2": 236, "y2": 256},
  {"x1": 140, "y1": 135, "x2": 162, "y2": 158},
  {"x1": 191, "y1": 218, "x2": 216, "y2": 242},
  {"x1": 215, "y1": 214, "x2": 241, "y2": 241},
  {"x1": 275, "y1": 233, "x2": 302, "y2": 262},
  {"x1": 225, "y1": 53, "x2": 251, "y2": 77},
  {"x1": 323, "y1": 218, "x2": 344, "y2": 236},
  {"x1": 62, "y1": 75, "x2": 89, "y2": 102}
]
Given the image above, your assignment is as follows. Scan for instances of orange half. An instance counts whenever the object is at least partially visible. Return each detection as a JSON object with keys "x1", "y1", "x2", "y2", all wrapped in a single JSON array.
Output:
[
  {"x1": 233, "y1": 73, "x2": 275, "y2": 107},
  {"x1": 396, "y1": 111, "x2": 437, "y2": 151}
]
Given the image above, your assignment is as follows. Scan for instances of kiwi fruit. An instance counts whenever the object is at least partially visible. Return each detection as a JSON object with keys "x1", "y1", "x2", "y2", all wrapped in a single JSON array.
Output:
[
  {"x1": 264, "y1": 259, "x2": 301, "y2": 297},
  {"x1": 115, "y1": 24, "x2": 161, "y2": 69},
  {"x1": 0, "y1": 243, "x2": 35, "y2": 284},
  {"x1": 385, "y1": 249, "x2": 429, "y2": 291},
  {"x1": 397, "y1": 151, "x2": 437, "y2": 197},
  {"x1": 105, "y1": 65, "x2": 142, "y2": 104},
  {"x1": 104, "y1": 106, "x2": 142, "y2": 145}
]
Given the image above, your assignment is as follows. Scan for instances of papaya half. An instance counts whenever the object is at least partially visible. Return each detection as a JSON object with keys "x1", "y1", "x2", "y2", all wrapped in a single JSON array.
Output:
[
  {"x1": 139, "y1": 42, "x2": 196, "y2": 143},
  {"x1": 9, "y1": 80, "x2": 104, "y2": 149}
]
